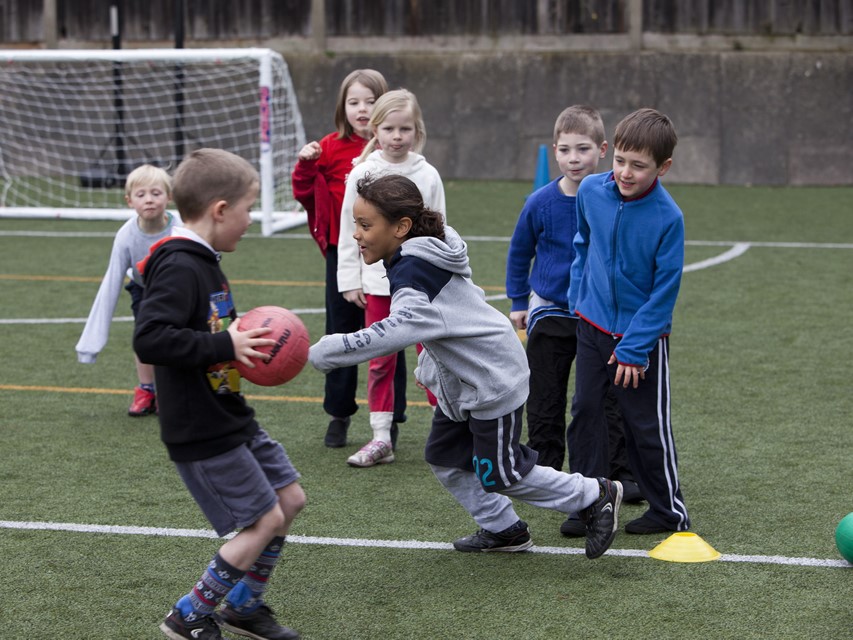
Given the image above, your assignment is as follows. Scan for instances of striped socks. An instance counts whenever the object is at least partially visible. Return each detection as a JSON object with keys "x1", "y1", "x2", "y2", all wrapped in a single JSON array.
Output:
[
  {"x1": 176, "y1": 552, "x2": 245, "y2": 622},
  {"x1": 224, "y1": 536, "x2": 285, "y2": 614}
]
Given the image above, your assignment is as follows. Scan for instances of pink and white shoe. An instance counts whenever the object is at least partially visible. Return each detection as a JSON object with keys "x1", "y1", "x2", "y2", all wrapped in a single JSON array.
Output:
[{"x1": 346, "y1": 440, "x2": 395, "y2": 467}]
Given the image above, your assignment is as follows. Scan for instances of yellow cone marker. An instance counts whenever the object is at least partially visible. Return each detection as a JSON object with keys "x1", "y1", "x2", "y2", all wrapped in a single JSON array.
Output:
[{"x1": 648, "y1": 532, "x2": 721, "y2": 563}]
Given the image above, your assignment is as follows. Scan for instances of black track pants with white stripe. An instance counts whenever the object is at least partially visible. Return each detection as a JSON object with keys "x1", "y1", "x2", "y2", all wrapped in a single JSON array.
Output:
[{"x1": 568, "y1": 319, "x2": 690, "y2": 530}]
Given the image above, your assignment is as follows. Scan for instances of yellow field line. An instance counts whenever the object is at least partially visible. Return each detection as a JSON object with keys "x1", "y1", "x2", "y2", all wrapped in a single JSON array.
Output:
[
  {"x1": 0, "y1": 384, "x2": 433, "y2": 407},
  {"x1": 0, "y1": 274, "x2": 103, "y2": 283},
  {"x1": 231, "y1": 279, "x2": 324, "y2": 287},
  {"x1": 0, "y1": 274, "x2": 325, "y2": 287}
]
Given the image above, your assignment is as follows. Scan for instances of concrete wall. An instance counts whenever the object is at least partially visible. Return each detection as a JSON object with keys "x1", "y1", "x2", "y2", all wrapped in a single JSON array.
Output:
[{"x1": 285, "y1": 50, "x2": 852, "y2": 186}]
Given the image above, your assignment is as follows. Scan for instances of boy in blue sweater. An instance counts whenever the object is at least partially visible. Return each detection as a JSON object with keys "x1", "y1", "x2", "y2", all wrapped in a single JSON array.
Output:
[
  {"x1": 568, "y1": 108, "x2": 690, "y2": 535},
  {"x1": 506, "y1": 106, "x2": 642, "y2": 537}
]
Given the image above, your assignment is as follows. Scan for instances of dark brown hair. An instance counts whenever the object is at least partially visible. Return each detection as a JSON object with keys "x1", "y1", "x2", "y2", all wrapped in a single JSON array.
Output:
[
  {"x1": 613, "y1": 108, "x2": 678, "y2": 167},
  {"x1": 356, "y1": 173, "x2": 444, "y2": 241}
]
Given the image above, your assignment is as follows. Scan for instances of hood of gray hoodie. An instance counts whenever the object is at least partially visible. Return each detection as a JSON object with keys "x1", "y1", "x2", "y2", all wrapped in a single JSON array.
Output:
[{"x1": 393, "y1": 225, "x2": 471, "y2": 278}]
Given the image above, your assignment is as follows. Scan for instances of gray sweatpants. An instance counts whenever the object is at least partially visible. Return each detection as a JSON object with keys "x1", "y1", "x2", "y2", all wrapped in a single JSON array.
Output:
[{"x1": 430, "y1": 464, "x2": 599, "y2": 533}]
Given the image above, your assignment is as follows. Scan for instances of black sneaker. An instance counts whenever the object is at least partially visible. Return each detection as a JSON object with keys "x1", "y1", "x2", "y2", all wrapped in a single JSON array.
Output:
[
  {"x1": 559, "y1": 516, "x2": 586, "y2": 537},
  {"x1": 452, "y1": 519, "x2": 533, "y2": 552},
  {"x1": 578, "y1": 478, "x2": 623, "y2": 559},
  {"x1": 625, "y1": 513, "x2": 674, "y2": 534},
  {"x1": 160, "y1": 607, "x2": 223, "y2": 640},
  {"x1": 324, "y1": 416, "x2": 350, "y2": 448},
  {"x1": 620, "y1": 479, "x2": 644, "y2": 504},
  {"x1": 216, "y1": 603, "x2": 300, "y2": 640}
]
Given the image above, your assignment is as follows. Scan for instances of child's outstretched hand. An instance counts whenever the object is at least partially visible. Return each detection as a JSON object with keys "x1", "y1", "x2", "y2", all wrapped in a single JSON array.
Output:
[
  {"x1": 609, "y1": 354, "x2": 645, "y2": 389},
  {"x1": 228, "y1": 317, "x2": 276, "y2": 368}
]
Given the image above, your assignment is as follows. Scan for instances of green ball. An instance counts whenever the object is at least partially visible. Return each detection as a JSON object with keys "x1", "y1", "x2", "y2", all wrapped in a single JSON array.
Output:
[{"x1": 836, "y1": 512, "x2": 853, "y2": 563}]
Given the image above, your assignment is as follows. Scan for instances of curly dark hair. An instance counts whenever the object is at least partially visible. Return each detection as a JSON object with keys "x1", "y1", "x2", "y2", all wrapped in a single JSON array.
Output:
[{"x1": 355, "y1": 173, "x2": 445, "y2": 241}]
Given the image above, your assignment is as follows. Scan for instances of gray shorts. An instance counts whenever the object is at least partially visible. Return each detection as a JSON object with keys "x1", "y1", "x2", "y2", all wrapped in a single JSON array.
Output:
[{"x1": 174, "y1": 428, "x2": 301, "y2": 536}]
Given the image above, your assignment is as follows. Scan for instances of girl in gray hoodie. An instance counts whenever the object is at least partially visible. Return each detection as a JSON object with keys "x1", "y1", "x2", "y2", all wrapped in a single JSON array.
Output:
[{"x1": 309, "y1": 174, "x2": 622, "y2": 559}]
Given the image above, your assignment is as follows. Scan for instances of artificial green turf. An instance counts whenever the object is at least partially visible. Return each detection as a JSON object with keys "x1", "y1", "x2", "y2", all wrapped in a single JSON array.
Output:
[{"x1": 1, "y1": 181, "x2": 851, "y2": 639}]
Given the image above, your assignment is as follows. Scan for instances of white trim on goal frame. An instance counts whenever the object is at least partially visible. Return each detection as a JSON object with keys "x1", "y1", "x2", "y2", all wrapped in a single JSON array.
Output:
[{"x1": 0, "y1": 48, "x2": 307, "y2": 236}]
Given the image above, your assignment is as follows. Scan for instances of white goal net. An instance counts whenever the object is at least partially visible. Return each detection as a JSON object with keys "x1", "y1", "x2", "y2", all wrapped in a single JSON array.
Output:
[{"x1": 0, "y1": 48, "x2": 306, "y2": 236}]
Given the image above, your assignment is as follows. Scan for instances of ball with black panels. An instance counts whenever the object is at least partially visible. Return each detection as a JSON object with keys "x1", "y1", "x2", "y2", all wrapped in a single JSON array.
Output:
[{"x1": 233, "y1": 306, "x2": 309, "y2": 386}]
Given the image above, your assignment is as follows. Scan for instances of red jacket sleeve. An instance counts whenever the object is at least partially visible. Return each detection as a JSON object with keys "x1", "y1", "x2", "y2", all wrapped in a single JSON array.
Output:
[{"x1": 292, "y1": 159, "x2": 331, "y2": 257}]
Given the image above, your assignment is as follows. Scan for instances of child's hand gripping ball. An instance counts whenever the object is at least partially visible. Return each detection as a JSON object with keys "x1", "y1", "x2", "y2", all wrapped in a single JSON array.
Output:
[{"x1": 233, "y1": 306, "x2": 309, "y2": 386}]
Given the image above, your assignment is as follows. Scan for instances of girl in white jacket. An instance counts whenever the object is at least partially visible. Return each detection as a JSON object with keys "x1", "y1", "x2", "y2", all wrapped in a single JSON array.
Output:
[{"x1": 337, "y1": 89, "x2": 446, "y2": 467}]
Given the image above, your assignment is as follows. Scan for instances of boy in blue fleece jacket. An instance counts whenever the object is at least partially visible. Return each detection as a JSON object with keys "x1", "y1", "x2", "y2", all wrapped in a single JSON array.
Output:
[{"x1": 568, "y1": 108, "x2": 690, "y2": 535}]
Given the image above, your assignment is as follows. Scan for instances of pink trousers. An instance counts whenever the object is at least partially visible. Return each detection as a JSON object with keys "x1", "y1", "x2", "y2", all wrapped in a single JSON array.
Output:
[{"x1": 364, "y1": 295, "x2": 437, "y2": 411}]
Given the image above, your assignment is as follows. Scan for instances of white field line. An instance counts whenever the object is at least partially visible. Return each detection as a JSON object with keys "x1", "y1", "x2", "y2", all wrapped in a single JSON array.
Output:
[
  {"x1": 0, "y1": 309, "x2": 326, "y2": 325},
  {"x1": 683, "y1": 242, "x2": 751, "y2": 272},
  {"x1": 0, "y1": 230, "x2": 314, "y2": 240},
  {"x1": 4, "y1": 229, "x2": 853, "y2": 250},
  {"x1": 0, "y1": 520, "x2": 849, "y2": 568}
]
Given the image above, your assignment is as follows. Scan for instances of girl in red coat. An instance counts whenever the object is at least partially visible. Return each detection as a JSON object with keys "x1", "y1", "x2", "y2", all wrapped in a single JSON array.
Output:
[{"x1": 292, "y1": 69, "x2": 409, "y2": 449}]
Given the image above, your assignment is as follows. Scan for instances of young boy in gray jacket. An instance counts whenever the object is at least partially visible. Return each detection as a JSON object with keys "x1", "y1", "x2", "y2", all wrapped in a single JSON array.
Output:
[{"x1": 309, "y1": 173, "x2": 622, "y2": 559}]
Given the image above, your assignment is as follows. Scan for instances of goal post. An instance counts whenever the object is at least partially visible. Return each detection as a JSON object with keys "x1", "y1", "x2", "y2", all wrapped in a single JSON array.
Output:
[{"x1": 0, "y1": 48, "x2": 307, "y2": 236}]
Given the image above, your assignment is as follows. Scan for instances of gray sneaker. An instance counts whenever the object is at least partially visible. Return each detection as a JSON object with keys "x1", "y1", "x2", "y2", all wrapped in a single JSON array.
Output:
[{"x1": 453, "y1": 519, "x2": 533, "y2": 552}]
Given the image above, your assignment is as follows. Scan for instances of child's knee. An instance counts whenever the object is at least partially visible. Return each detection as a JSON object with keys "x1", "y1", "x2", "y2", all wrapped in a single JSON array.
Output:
[
  {"x1": 255, "y1": 504, "x2": 287, "y2": 533},
  {"x1": 278, "y1": 482, "x2": 307, "y2": 521}
]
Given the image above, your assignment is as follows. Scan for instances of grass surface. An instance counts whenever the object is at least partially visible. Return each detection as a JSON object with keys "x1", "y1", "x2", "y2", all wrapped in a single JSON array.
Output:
[{"x1": 1, "y1": 180, "x2": 851, "y2": 639}]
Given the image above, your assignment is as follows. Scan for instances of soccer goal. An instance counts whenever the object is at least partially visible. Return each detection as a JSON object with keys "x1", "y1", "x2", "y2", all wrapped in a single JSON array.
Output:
[{"x1": 0, "y1": 48, "x2": 307, "y2": 236}]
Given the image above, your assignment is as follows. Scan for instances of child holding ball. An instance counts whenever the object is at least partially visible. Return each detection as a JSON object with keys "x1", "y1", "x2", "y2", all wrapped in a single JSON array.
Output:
[
  {"x1": 134, "y1": 149, "x2": 305, "y2": 640},
  {"x1": 310, "y1": 174, "x2": 622, "y2": 559},
  {"x1": 76, "y1": 164, "x2": 180, "y2": 417}
]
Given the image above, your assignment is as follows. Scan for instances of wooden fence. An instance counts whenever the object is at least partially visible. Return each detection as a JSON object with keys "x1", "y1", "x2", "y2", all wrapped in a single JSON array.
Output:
[{"x1": 1, "y1": 0, "x2": 851, "y2": 45}]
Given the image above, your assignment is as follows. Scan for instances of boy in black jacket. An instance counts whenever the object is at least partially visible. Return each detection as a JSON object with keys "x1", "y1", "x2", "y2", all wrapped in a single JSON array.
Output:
[{"x1": 134, "y1": 149, "x2": 304, "y2": 640}]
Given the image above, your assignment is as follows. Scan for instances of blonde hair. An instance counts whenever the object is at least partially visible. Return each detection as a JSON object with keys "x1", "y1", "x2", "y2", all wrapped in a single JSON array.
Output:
[
  {"x1": 125, "y1": 164, "x2": 172, "y2": 197},
  {"x1": 553, "y1": 105, "x2": 606, "y2": 146},
  {"x1": 334, "y1": 69, "x2": 388, "y2": 139},
  {"x1": 172, "y1": 149, "x2": 258, "y2": 221},
  {"x1": 356, "y1": 89, "x2": 427, "y2": 164}
]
